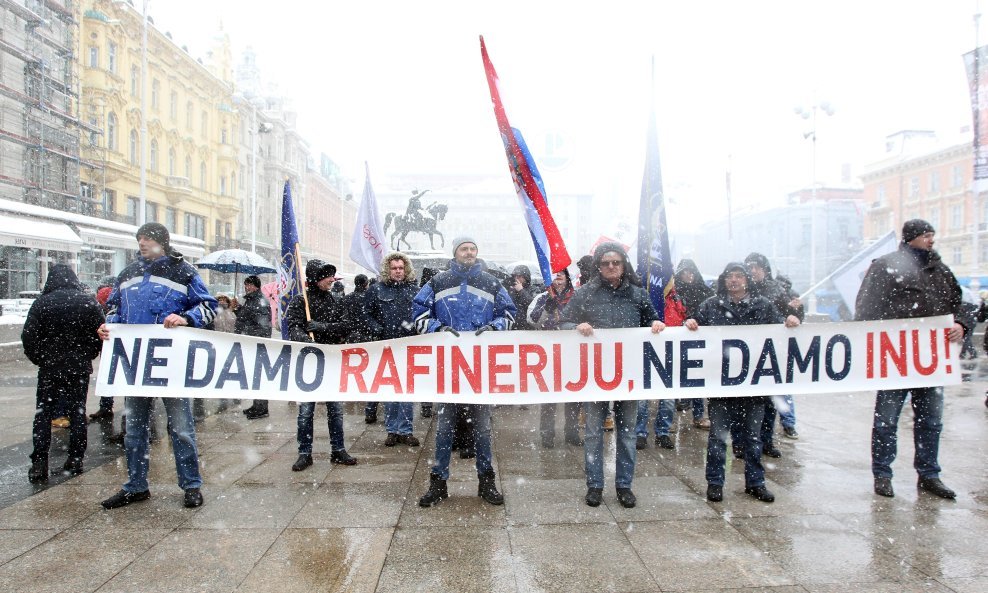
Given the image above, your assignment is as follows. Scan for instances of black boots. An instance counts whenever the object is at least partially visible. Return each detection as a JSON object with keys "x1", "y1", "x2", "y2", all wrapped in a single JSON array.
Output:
[
  {"x1": 874, "y1": 477, "x2": 894, "y2": 497},
  {"x1": 28, "y1": 459, "x2": 48, "y2": 484},
  {"x1": 419, "y1": 473, "x2": 449, "y2": 507},
  {"x1": 918, "y1": 477, "x2": 956, "y2": 500},
  {"x1": 478, "y1": 470, "x2": 504, "y2": 506},
  {"x1": 291, "y1": 454, "x2": 313, "y2": 472},
  {"x1": 62, "y1": 458, "x2": 83, "y2": 476}
]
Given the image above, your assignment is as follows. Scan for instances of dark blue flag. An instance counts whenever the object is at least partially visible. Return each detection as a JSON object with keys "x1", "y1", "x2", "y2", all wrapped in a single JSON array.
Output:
[
  {"x1": 636, "y1": 97, "x2": 674, "y2": 320},
  {"x1": 277, "y1": 180, "x2": 303, "y2": 339}
]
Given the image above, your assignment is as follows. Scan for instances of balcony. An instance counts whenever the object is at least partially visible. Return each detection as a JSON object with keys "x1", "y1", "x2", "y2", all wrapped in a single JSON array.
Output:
[{"x1": 164, "y1": 176, "x2": 192, "y2": 205}]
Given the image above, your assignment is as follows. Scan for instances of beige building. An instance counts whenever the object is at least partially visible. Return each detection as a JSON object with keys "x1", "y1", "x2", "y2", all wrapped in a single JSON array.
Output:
[
  {"x1": 304, "y1": 156, "x2": 357, "y2": 275},
  {"x1": 79, "y1": 0, "x2": 239, "y2": 266},
  {"x1": 861, "y1": 130, "x2": 984, "y2": 284}
]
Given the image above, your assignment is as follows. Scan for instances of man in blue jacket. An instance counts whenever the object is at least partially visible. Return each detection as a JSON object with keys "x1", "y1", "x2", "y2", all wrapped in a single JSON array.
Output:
[
  {"x1": 413, "y1": 236, "x2": 516, "y2": 507},
  {"x1": 97, "y1": 222, "x2": 217, "y2": 510}
]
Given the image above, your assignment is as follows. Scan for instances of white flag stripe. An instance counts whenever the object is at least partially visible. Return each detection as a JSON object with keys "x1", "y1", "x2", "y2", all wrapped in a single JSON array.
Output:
[
  {"x1": 832, "y1": 231, "x2": 898, "y2": 317},
  {"x1": 349, "y1": 162, "x2": 387, "y2": 273}
]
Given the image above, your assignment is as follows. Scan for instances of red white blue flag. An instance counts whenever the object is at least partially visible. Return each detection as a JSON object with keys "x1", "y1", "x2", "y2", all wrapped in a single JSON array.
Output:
[{"x1": 480, "y1": 36, "x2": 571, "y2": 285}]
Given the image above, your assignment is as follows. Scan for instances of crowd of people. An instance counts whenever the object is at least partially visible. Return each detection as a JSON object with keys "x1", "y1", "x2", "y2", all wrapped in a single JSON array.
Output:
[{"x1": 19, "y1": 218, "x2": 972, "y2": 511}]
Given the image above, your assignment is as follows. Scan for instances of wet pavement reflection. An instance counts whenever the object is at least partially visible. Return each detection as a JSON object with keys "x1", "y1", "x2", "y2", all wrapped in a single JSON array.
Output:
[{"x1": 0, "y1": 357, "x2": 985, "y2": 592}]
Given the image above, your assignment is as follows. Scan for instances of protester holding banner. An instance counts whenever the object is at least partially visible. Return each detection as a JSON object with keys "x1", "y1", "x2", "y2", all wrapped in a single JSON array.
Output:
[
  {"x1": 666, "y1": 259, "x2": 714, "y2": 430},
  {"x1": 744, "y1": 252, "x2": 804, "y2": 457},
  {"x1": 413, "y1": 236, "x2": 516, "y2": 507},
  {"x1": 362, "y1": 252, "x2": 421, "y2": 447},
  {"x1": 685, "y1": 261, "x2": 800, "y2": 504},
  {"x1": 98, "y1": 222, "x2": 216, "y2": 510},
  {"x1": 855, "y1": 219, "x2": 971, "y2": 500},
  {"x1": 560, "y1": 242, "x2": 665, "y2": 509},
  {"x1": 287, "y1": 259, "x2": 358, "y2": 471},
  {"x1": 527, "y1": 269, "x2": 581, "y2": 448},
  {"x1": 235, "y1": 275, "x2": 272, "y2": 420}
]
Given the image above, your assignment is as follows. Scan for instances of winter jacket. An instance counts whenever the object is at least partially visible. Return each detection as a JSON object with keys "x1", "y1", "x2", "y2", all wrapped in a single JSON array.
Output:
[
  {"x1": 363, "y1": 280, "x2": 418, "y2": 340},
  {"x1": 673, "y1": 259, "x2": 714, "y2": 315},
  {"x1": 105, "y1": 252, "x2": 217, "y2": 327},
  {"x1": 691, "y1": 266, "x2": 783, "y2": 327},
  {"x1": 527, "y1": 282, "x2": 575, "y2": 330},
  {"x1": 663, "y1": 289, "x2": 689, "y2": 327},
  {"x1": 855, "y1": 244, "x2": 974, "y2": 329},
  {"x1": 413, "y1": 259, "x2": 517, "y2": 333},
  {"x1": 234, "y1": 291, "x2": 272, "y2": 338},
  {"x1": 340, "y1": 288, "x2": 375, "y2": 343},
  {"x1": 559, "y1": 277, "x2": 659, "y2": 330},
  {"x1": 744, "y1": 253, "x2": 804, "y2": 321},
  {"x1": 506, "y1": 265, "x2": 536, "y2": 330},
  {"x1": 285, "y1": 286, "x2": 348, "y2": 344},
  {"x1": 21, "y1": 264, "x2": 104, "y2": 373}
]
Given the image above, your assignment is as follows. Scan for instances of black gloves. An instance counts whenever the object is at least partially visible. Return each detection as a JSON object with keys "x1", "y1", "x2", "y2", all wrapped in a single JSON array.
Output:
[
  {"x1": 439, "y1": 326, "x2": 460, "y2": 337},
  {"x1": 475, "y1": 324, "x2": 495, "y2": 335},
  {"x1": 306, "y1": 321, "x2": 329, "y2": 333},
  {"x1": 543, "y1": 298, "x2": 558, "y2": 313}
]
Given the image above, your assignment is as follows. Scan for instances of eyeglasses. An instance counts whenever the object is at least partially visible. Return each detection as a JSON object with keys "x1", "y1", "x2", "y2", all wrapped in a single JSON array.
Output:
[{"x1": 599, "y1": 260, "x2": 624, "y2": 268}]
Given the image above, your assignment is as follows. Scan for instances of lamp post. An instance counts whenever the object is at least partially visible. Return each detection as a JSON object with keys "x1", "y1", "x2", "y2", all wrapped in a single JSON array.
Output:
[
  {"x1": 794, "y1": 99, "x2": 834, "y2": 314},
  {"x1": 340, "y1": 193, "x2": 353, "y2": 269},
  {"x1": 233, "y1": 92, "x2": 267, "y2": 252},
  {"x1": 138, "y1": 0, "x2": 148, "y2": 226}
]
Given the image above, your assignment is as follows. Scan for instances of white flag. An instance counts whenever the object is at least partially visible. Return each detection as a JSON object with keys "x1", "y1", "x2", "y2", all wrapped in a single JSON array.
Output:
[
  {"x1": 832, "y1": 230, "x2": 897, "y2": 317},
  {"x1": 349, "y1": 162, "x2": 387, "y2": 274}
]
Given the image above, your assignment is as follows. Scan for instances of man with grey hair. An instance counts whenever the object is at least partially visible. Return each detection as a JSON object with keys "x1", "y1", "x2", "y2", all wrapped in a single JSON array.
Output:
[{"x1": 413, "y1": 236, "x2": 517, "y2": 507}]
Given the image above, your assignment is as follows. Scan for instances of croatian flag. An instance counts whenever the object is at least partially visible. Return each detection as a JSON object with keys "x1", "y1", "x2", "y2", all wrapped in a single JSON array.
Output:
[
  {"x1": 636, "y1": 78, "x2": 674, "y2": 320},
  {"x1": 480, "y1": 36, "x2": 571, "y2": 285},
  {"x1": 278, "y1": 180, "x2": 304, "y2": 339}
]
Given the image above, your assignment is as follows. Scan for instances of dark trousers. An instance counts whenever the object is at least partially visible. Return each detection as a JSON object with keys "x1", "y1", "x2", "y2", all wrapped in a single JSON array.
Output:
[
  {"x1": 540, "y1": 402, "x2": 581, "y2": 442},
  {"x1": 31, "y1": 368, "x2": 90, "y2": 463},
  {"x1": 707, "y1": 397, "x2": 766, "y2": 488},
  {"x1": 451, "y1": 405, "x2": 476, "y2": 454}
]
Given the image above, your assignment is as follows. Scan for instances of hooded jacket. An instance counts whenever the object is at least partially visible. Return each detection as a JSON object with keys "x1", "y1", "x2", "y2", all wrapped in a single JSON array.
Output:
[
  {"x1": 527, "y1": 269, "x2": 574, "y2": 330},
  {"x1": 855, "y1": 243, "x2": 973, "y2": 329},
  {"x1": 691, "y1": 263, "x2": 783, "y2": 327},
  {"x1": 744, "y1": 252, "x2": 804, "y2": 321},
  {"x1": 105, "y1": 250, "x2": 216, "y2": 327},
  {"x1": 412, "y1": 259, "x2": 517, "y2": 333},
  {"x1": 560, "y1": 243, "x2": 658, "y2": 330},
  {"x1": 506, "y1": 265, "x2": 537, "y2": 330},
  {"x1": 21, "y1": 264, "x2": 104, "y2": 373},
  {"x1": 363, "y1": 253, "x2": 419, "y2": 340},
  {"x1": 672, "y1": 259, "x2": 713, "y2": 315}
]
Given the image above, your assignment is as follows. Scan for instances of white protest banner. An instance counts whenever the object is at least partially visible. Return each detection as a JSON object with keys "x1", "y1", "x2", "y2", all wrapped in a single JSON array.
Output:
[{"x1": 95, "y1": 316, "x2": 960, "y2": 403}]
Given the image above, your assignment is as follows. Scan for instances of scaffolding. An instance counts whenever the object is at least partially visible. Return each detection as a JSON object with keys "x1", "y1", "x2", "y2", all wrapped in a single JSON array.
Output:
[{"x1": 0, "y1": 0, "x2": 102, "y2": 212}]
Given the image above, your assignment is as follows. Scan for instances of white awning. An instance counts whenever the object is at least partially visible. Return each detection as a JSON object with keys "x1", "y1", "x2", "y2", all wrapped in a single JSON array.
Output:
[
  {"x1": 0, "y1": 214, "x2": 83, "y2": 252},
  {"x1": 78, "y1": 226, "x2": 136, "y2": 251}
]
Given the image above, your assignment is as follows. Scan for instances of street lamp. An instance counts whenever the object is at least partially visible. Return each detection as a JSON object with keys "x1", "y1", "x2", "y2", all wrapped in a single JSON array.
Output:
[
  {"x1": 339, "y1": 193, "x2": 353, "y2": 268},
  {"x1": 233, "y1": 92, "x2": 268, "y2": 252},
  {"x1": 794, "y1": 99, "x2": 835, "y2": 314}
]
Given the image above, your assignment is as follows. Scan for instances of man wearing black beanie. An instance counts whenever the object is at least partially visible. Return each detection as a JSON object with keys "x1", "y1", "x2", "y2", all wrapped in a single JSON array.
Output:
[{"x1": 856, "y1": 218, "x2": 974, "y2": 500}]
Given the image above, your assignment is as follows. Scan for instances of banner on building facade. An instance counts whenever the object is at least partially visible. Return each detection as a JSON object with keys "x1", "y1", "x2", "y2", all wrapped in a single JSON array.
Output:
[
  {"x1": 963, "y1": 45, "x2": 988, "y2": 192},
  {"x1": 95, "y1": 316, "x2": 959, "y2": 403}
]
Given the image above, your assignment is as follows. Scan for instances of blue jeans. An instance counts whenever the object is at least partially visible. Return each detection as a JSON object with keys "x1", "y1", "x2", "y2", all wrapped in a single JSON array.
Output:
[
  {"x1": 584, "y1": 400, "x2": 637, "y2": 489},
  {"x1": 872, "y1": 387, "x2": 943, "y2": 479},
  {"x1": 692, "y1": 398, "x2": 705, "y2": 420},
  {"x1": 384, "y1": 402, "x2": 413, "y2": 435},
  {"x1": 297, "y1": 401, "x2": 345, "y2": 455},
  {"x1": 123, "y1": 397, "x2": 202, "y2": 493},
  {"x1": 636, "y1": 399, "x2": 675, "y2": 437},
  {"x1": 431, "y1": 403, "x2": 492, "y2": 480},
  {"x1": 706, "y1": 397, "x2": 766, "y2": 488}
]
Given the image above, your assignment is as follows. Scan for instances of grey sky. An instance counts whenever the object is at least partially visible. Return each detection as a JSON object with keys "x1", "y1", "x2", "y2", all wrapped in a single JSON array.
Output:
[{"x1": 151, "y1": 0, "x2": 982, "y2": 226}]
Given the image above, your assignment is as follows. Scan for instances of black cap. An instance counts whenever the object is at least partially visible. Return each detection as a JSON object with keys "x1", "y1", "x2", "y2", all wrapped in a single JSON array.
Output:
[
  {"x1": 136, "y1": 222, "x2": 170, "y2": 250},
  {"x1": 244, "y1": 275, "x2": 261, "y2": 289},
  {"x1": 902, "y1": 219, "x2": 935, "y2": 243}
]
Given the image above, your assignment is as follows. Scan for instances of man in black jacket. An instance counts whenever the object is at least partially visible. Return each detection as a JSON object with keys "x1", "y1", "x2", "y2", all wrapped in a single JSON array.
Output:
[
  {"x1": 287, "y1": 260, "x2": 358, "y2": 471},
  {"x1": 744, "y1": 252, "x2": 805, "y2": 457},
  {"x1": 21, "y1": 264, "x2": 104, "y2": 482},
  {"x1": 855, "y1": 219, "x2": 971, "y2": 500},
  {"x1": 236, "y1": 275, "x2": 273, "y2": 419},
  {"x1": 685, "y1": 262, "x2": 800, "y2": 504}
]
